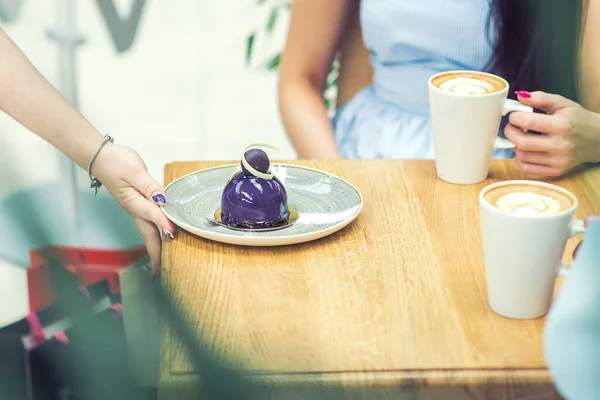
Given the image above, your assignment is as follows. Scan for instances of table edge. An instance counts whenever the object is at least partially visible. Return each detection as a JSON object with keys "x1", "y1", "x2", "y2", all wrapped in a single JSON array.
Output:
[{"x1": 162, "y1": 367, "x2": 552, "y2": 385}]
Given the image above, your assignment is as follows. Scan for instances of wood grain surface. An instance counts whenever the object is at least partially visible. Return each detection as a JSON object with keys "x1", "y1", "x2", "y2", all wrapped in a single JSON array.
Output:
[{"x1": 159, "y1": 160, "x2": 600, "y2": 399}]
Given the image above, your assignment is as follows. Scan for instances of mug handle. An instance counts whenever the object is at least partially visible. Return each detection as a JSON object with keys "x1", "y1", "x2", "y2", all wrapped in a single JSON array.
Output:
[
  {"x1": 558, "y1": 219, "x2": 586, "y2": 278},
  {"x1": 494, "y1": 99, "x2": 535, "y2": 149}
]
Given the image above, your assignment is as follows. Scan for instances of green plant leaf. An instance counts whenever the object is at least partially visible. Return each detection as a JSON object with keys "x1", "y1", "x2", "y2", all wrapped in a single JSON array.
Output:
[
  {"x1": 246, "y1": 34, "x2": 255, "y2": 65},
  {"x1": 267, "y1": 8, "x2": 278, "y2": 32},
  {"x1": 325, "y1": 97, "x2": 335, "y2": 114},
  {"x1": 267, "y1": 53, "x2": 281, "y2": 70}
]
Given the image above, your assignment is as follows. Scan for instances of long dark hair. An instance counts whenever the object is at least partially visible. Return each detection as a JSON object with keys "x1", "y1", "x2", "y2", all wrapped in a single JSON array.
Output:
[{"x1": 486, "y1": 0, "x2": 587, "y2": 102}]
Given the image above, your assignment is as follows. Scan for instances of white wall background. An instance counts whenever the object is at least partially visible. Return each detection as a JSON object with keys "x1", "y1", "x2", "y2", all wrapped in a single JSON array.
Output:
[{"x1": 0, "y1": 0, "x2": 294, "y2": 326}]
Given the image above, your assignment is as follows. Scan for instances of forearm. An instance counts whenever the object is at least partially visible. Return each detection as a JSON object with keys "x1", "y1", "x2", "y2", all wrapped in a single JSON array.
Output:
[
  {"x1": 0, "y1": 28, "x2": 103, "y2": 169},
  {"x1": 278, "y1": 79, "x2": 341, "y2": 159}
]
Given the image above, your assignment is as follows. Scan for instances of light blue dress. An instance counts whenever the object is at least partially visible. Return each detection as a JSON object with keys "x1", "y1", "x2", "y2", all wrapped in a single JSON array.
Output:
[{"x1": 333, "y1": 0, "x2": 513, "y2": 159}]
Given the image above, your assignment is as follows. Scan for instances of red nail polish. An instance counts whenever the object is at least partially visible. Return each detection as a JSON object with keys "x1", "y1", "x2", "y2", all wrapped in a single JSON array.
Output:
[{"x1": 515, "y1": 90, "x2": 531, "y2": 99}]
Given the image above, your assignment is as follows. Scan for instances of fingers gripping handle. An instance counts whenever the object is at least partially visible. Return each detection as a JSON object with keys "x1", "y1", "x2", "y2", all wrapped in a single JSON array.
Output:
[
  {"x1": 503, "y1": 99, "x2": 534, "y2": 115},
  {"x1": 494, "y1": 99, "x2": 534, "y2": 149}
]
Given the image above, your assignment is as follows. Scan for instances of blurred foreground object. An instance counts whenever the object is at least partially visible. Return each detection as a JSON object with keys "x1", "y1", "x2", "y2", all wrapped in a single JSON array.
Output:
[{"x1": 545, "y1": 220, "x2": 600, "y2": 400}]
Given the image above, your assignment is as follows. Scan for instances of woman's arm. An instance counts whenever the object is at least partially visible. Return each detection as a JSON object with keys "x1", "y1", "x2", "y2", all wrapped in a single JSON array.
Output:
[
  {"x1": 0, "y1": 27, "x2": 174, "y2": 274},
  {"x1": 0, "y1": 28, "x2": 104, "y2": 168},
  {"x1": 278, "y1": 0, "x2": 358, "y2": 159},
  {"x1": 580, "y1": 0, "x2": 600, "y2": 112}
]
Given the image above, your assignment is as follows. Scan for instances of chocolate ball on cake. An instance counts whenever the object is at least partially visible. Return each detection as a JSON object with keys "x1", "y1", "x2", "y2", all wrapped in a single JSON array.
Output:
[
  {"x1": 221, "y1": 145, "x2": 290, "y2": 229},
  {"x1": 241, "y1": 148, "x2": 270, "y2": 175}
]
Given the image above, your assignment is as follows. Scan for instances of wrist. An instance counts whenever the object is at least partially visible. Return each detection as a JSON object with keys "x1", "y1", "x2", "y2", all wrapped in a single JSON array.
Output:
[
  {"x1": 87, "y1": 135, "x2": 116, "y2": 185},
  {"x1": 56, "y1": 125, "x2": 105, "y2": 170},
  {"x1": 77, "y1": 130, "x2": 107, "y2": 170}
]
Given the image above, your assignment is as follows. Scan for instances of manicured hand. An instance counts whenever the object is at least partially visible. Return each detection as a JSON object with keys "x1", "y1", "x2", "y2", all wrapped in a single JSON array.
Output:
[
  {"x1": 505, "y1": 91, "x2": 600, "y2": 177},
  {"x1": 92, "y1": 143, "x2": 175, "y2": 275}
]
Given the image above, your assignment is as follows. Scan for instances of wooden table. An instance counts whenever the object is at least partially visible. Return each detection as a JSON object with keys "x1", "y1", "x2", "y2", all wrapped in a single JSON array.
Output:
[{"x1": 158, "y1": 160, "x2": 600, "y2": 400}]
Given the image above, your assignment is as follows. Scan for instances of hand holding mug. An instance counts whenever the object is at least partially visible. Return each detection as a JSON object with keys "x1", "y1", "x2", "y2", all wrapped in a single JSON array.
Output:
[{"x1": 505, "y1": 91, "x2": 600, "y2": 177}]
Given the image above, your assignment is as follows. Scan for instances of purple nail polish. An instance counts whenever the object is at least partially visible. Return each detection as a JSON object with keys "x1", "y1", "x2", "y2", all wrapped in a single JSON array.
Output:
[
  {"x1": 164, "y1": 230, "x2": 174, "y2": 239},
  {"x1": 153, "y1": 194, "x2": 166, "y2": 204}
]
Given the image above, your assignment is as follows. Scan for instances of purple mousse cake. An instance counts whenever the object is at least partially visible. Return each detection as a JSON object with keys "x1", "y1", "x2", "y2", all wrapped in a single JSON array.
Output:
[{"x1": 220, "y1": 147, "x2": 289, "y2": 229}]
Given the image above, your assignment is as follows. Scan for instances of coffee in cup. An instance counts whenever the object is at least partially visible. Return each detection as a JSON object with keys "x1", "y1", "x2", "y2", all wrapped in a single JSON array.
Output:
[
  {"x1": 428, "y1": 70, "x2": 534, "y2": 185},
  {"x1": 484, "y1": 183, "x2": 574, "y2": 217},
  {"x1": 430, "y1": 71, "x2": 506, "y2": 95},
  {"x1": 479, "y1": 180, "x2": 585, "y2": 319}
]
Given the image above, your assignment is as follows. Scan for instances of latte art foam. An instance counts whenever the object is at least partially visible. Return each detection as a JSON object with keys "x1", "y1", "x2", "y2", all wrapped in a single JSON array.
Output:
[
  {"x1": 431, "y1": 71, "x2": 506, "y2": 94},
  {"x1": 495, "y1": 192, "x2": 561, "y2": 216},
  {"x1": 484, "y1": 184, "x2": 574, "y2": 216},
  {"x1": 439, "y1": 78, "x2": 494, "y2": 94}
]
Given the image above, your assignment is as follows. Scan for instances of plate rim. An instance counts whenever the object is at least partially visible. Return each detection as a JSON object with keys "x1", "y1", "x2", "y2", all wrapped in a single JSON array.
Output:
[{"x1": 161, "y1": 163, "x2": 364, "y2": 244}]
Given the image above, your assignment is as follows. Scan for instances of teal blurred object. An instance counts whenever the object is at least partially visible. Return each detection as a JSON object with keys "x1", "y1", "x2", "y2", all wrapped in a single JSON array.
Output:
[
  {"x1": 0, "y1": 183, "x2": 143, "y2": 268},
  {"x1": 544, "y1": 220, "x2": 600, "y2": 400},
  {"x1": 0, "y1": 0, "x2": 23, "y2": 23},
  {"x1": 96, "y1": 0, "x2": 146, "y2": 53}
]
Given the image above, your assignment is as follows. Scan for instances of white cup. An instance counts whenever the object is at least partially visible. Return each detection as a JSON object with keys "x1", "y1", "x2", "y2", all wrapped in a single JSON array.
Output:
[
  {"x1": 428, "y1": 70, "x2": 533, "y2": 185},
  {"x1": 479, "y1": 180, "x2": 585, "y2": 319}
]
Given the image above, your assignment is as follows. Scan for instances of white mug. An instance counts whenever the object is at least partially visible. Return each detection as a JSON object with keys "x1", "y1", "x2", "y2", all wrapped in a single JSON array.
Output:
[
  {"x1": 479, "y1": 180, "x2": 585, "y2": 319},
  {"x1": 428, "y1": 70, "x2": 533, "y2": 185}
]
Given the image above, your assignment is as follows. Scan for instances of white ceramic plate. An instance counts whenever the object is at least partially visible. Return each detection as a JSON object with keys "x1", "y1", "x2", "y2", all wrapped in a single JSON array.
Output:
[{"x1": 161, "y1": 164, "x2": 363, "y2": 246}]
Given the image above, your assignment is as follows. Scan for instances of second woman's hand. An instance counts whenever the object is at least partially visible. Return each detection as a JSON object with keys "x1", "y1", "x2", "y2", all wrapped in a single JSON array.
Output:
[
  {"x1": 92, "y1": 143, "x2": 175, "y2": 275},
  {"x1": 505, "y1": 91, "x2": 600, "y2": 177}
]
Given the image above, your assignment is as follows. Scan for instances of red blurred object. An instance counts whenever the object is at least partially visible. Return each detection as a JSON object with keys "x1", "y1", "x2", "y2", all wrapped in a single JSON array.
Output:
[{"x1": 27, "y1": 246, "x2": 147, "y2": 313}]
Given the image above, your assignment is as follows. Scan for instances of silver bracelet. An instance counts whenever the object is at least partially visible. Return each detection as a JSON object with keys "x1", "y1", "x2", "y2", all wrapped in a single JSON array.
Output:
[{"x1": 88, "y1": 134, "x2": 114, "y2": 195}]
